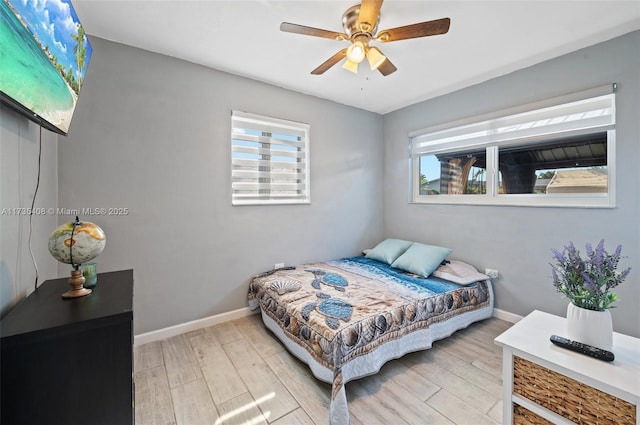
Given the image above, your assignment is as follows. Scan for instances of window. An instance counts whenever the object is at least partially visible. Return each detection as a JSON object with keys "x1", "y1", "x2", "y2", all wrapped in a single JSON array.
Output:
[
  {"x1": 410, "y1": 85, "x2": 616, "y2": 207},
  {"x1": 231, "y1": 111, "x2": 310, "y2": 205}
]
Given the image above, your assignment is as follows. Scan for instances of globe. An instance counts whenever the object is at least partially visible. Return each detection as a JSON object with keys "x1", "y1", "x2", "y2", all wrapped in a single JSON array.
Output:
[{"x1": 48, "y1": 220, "x2": 106, "y2": 265}]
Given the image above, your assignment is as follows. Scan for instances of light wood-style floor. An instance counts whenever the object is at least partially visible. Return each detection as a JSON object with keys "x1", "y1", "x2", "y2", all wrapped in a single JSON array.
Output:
[{"x1": 134, "y1": 314, "x2": 513, "y2": 425}]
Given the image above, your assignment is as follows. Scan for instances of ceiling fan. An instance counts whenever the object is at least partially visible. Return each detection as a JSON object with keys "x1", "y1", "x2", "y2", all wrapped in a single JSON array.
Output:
[{"x1": 280, "y1": 0, "x2": 450, "y2": 76}]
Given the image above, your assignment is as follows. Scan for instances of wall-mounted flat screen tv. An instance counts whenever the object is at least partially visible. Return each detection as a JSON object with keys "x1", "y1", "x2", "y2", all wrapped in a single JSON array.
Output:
[{"x1": 1, "y1": 0, "x2": 92, "y2": 135}]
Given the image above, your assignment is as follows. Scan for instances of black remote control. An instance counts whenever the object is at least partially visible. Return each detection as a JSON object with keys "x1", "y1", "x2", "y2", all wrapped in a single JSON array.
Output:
[{"x1": 550, "y1": 335, "x2": 615, "y2": 362}]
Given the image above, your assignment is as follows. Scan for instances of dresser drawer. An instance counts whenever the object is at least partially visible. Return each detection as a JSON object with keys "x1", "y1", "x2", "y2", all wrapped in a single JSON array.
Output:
[
  {"x1": 513, "y1": 404, "x2": 554, "y2": 425},
  {"x1": 513, "y1": 356, "x2": 636, "y2": 425}
]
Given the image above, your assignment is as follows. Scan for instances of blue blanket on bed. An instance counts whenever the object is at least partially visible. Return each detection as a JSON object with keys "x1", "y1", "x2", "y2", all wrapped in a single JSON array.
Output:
[{"x1": 329, "y1": 256, "x2": 471, "y2": 296}]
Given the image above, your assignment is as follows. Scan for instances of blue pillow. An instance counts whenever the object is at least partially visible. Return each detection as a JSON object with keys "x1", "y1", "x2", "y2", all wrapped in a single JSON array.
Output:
[
  {"x1": 365, "y1": 239, "x2": 413, "y2": 265},
  {"x1": 390, "y1": 242, "x2": 452, "y2": 277}
]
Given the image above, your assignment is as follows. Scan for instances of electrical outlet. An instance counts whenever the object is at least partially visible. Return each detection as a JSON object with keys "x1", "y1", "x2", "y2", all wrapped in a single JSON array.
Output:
[
  {"x1": 274, "y1": 263, "x2": 285, "y2": 270},
  {"x1": 484, "y1": 268, "x2": 499, "y2": 279}
]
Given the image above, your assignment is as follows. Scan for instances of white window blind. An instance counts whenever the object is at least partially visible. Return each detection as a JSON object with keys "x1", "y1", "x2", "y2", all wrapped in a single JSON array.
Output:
[
  {"x1": 231, "y1": 111, "x2": 310, "y2": 205},
  {"x1": 408, "y1": 85, "x2": 617, "y2": 207},
  {"x1": 410, "y1": 87, "x2": 615, "y2": 155}
]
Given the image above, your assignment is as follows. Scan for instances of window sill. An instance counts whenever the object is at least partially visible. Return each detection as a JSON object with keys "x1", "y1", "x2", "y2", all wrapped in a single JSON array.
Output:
[{"x1": 410, "y1": 194, "x2": 615, "y2": 208}]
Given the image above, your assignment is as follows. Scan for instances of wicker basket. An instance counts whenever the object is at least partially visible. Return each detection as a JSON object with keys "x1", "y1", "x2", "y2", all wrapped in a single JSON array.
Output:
[
  {"x1": 513, "y1": 356, "x2": 636, "y2": 425},
  {"x1": 514, "y1": 404, "x2": 554, "y2": 425}
]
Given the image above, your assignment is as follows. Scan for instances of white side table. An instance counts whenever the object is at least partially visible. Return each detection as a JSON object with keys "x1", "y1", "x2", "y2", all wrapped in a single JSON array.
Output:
[{"x1": 495, "y1": 310, "x2": 640, "y2": 425}]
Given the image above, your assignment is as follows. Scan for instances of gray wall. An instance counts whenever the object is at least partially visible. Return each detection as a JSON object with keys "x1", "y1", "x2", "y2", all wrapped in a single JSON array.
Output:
[
  {"x1": 59, "y1": 37, "x2": 384, "y2": 334},
  {"x1": 1, "y1": 105, "x2": 59, "y2": 316},
  {"x1": 382, "y1": 30, "x2": 640, "y2": 337},
  {"x1": 3, "y1": 31, "x2": 637, "y2": 338}
]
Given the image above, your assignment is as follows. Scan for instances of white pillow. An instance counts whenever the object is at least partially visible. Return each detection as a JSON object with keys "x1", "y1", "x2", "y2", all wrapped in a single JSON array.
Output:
[{"x1": 432, "y1": 260, "x2": 489, "y2": 284}]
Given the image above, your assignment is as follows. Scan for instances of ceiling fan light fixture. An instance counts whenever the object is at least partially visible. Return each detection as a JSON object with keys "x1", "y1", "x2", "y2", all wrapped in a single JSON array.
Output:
[
  {"x1": 346, "y1": 41, "x2": 366, "y2": 64},
  {"x1": 366, "y1": 46, "x2": 386, "y2": 70},
  {"x1": 342, "y1": 59, "x2": 359, "y2": 74},
  {"x1": 375, "y1": 32, "x2": 390, "y2": 43},
  {"x1": 281, "y1": 3, "x2": 450, "y2": 77}
]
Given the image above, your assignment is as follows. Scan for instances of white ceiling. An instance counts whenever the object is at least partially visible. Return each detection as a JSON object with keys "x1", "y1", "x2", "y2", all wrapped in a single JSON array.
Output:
[{"x1": 72, "y1": 0, "x2": 640, "y2": 114}]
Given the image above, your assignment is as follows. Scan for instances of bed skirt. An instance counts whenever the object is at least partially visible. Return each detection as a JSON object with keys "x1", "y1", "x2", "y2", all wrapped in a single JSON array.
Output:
[{"x1": 257, "y1": 282, "x2": 494, "y2": 425}]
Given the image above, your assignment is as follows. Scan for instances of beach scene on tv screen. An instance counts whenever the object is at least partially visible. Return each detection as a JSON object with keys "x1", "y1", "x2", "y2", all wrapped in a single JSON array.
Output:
[{"x1": 1, "y1": 0, "x2": 92, "y2": 134}]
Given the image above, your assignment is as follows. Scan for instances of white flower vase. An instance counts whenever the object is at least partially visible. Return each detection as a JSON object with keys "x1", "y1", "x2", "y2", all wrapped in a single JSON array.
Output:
[{"x1": 566, "y1": 302, "x2": 613, "y2": 350}]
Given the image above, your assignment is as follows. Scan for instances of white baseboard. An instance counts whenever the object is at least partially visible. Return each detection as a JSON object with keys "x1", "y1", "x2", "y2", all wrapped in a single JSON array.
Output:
[
  {"x1": 134, "y1": 307, "x2": 258, "y2": 346},
  {"x1": 492, "y1": 308, "x2": 523, "y2": 323},
  {"x1": 134, "y1": 306, "x2": 522, "y2": 346}
]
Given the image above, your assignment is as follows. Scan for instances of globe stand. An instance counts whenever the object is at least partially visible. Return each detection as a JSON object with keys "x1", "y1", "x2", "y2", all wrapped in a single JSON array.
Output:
[{"x1": 62, "y1": 269, "x2": 92, "y2": 299}]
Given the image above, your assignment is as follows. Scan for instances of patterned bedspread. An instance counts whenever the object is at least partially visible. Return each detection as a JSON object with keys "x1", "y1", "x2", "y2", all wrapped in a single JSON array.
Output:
[{"x1": 247, "y1": 256, "x2": 492, "y2": 424}]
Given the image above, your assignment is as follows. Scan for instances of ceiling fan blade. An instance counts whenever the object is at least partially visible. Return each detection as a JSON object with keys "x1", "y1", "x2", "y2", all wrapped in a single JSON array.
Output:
[
  {"x1": 377, "y1": 57, "x2": 397, "y2": 76},
  {"x1": 311, "y1": 49, "x2": 348, "y2": 75},
  {"x1": 377, "y1": 17, "x2": 450, "y2": 42},
  {"x1": 280, "y1": 22, "x2": 346, "y2": 40},
  {"x1": 358, "y1": 0, "x2": 383, "y2": 32}
]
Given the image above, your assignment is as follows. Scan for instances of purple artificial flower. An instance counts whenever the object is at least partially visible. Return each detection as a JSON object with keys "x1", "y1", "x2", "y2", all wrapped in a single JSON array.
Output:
[
  {"x1": 551, "y1": 248, "x2": 567, "y2": 265},
  {"x1": 595, "y1": 239, "x2": 605, "y2": 265},
  {"x1": 581, "y1": 272, "x2": 597, "y2": 292},
  {"x1": 620, "y1": 267, "x2": 631, "y2": 282},
  {"x1": 585, "y1": 242, "x2": 593, "y2": 258},
  {"x1": 550, "y1": 240, "x2": 632, "y2": 311}
]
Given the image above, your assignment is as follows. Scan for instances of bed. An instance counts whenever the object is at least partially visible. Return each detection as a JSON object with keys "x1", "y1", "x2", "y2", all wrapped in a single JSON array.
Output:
[{"x1": 248, "y1": 242, "x2": 494, "y2": 425}]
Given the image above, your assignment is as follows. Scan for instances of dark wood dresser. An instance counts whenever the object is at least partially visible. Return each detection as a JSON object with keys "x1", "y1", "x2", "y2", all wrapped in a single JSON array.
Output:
[{"x1": 1, "y1": 269, "x2": 134, "y2": 425}]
